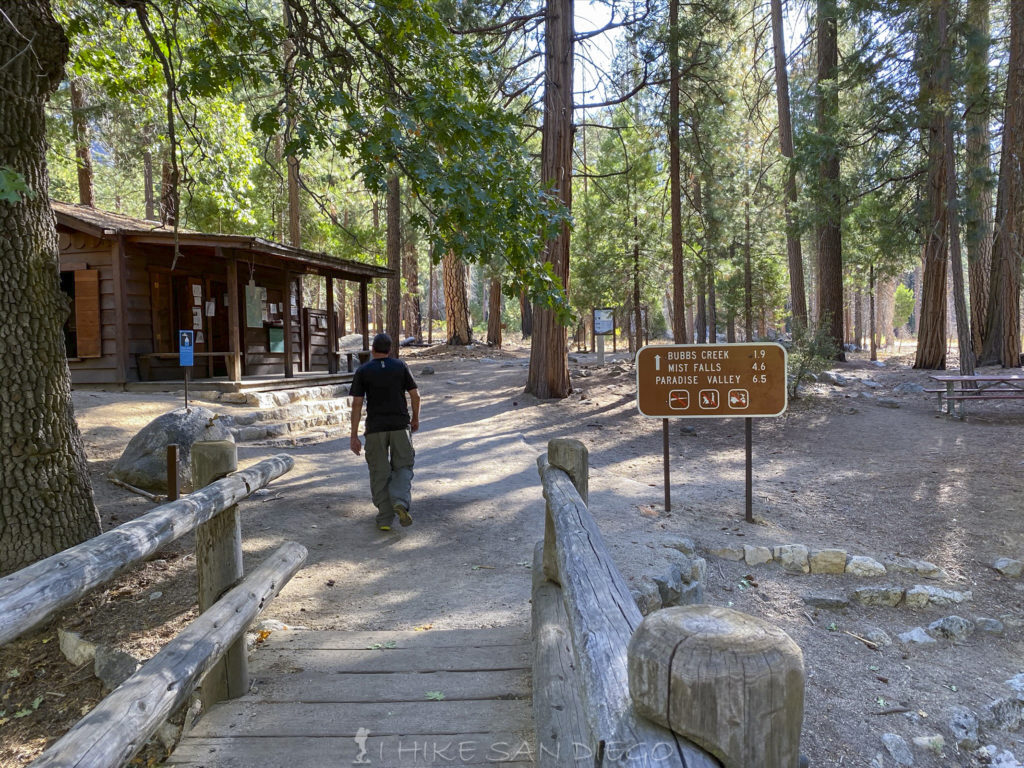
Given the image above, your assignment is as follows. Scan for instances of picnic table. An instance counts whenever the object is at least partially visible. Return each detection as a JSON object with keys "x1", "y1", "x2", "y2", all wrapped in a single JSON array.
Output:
[{"x1": 926, "y1": 374, "x2": 1024, "y2": 418}]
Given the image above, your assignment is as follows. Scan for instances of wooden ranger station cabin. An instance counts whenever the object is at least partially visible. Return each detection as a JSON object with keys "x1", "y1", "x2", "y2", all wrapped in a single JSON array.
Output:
[{"x1": 54, "y1": 202, "x2": 392, "y2": 391}]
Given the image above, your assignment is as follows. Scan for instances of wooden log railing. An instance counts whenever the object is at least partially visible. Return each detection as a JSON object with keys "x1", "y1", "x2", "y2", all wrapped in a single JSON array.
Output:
[
  {"x1": 535, "y1": 438, "x2": 805, "y2": 768},
  {"x1": 0, "y1": 446, "x2": 305, "y2": 768},
  {"x1": 0, "y1": 453, "x2": 293, "y2": 646}
]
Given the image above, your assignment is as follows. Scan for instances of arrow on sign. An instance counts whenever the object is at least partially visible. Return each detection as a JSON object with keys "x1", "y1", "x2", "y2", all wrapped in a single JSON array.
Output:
[{"x1": 655, "y1": 354, "x2": 661, "y2": 371}]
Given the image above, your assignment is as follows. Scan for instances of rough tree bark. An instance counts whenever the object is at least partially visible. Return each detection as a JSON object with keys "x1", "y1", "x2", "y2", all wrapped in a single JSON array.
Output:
[
  {"x1": 386, "y1": 175, "x2": 401, "y2": 356},
  {"x1": 668, "y1": 0, "x2": 687, "y2": 345},
  {"x1": 980, "y1": 0, "x2": 1024, "y2": 367},
  {"x1": 815, "y1": 0, "x2": 845, "y2": 360},
  {"x1": 443, "y1": 251, "x2": 471, "y2": 345},
  {"x1": 915, "y1": 1, "x2": 951, "y2": 370},
  {"x1": 965, "y1": 0, "x2": 993, "y2": 356},
  {"x1": 0, "y1": 0, "x2": 101, "y2": 575},
  {"x1": 526, "y1": 0, "x2": 573, "y2": 398},
  {"x1": 519, "y1": 291, "x2": 532, "y2": 339},
  {"x1": 770, "y1": 0, "x2": 808, "y2": 330}
]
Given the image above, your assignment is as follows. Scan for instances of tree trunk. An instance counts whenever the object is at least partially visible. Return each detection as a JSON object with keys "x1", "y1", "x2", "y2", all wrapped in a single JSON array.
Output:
[
  {"x1": 815, "y1": 0, "x2": 845, "y2": 360},
  {"x1": 980, "y1": 0, "x2": 1024, "y2": 367},
  {"x1": 695, "y1": 263, "x2": 707, "y2": 343},
  {"x1": 69, "y1": 77, "x2": 94, "y2": 207},
  {"x1": 770, "y1": 0, "x2": 808, "y2": 330},
  {"x1": 744, "y1": 197, "x2": 754, "y2": 339},
  {"x1": 143, "y1": 148, "x2": 157, "y2": 221},
  {"x1": 668, "y1": 0, "x2": 687, "y2": 345},
  {"x1": 527, "y1": 0, "x2": 573, "y2": 398},
  {"x1": 869, "y1": 267, "x2": 877, "y2": 361},
  {"x1": 947, "y1": 104, "x2": 976, "y2": 374},
  {"x1": 443, "y1": 251, "x2": 472, "y2": 345},
  {"x1": 915, "y1": 0, "x2": 952, "y2": 369},
  {"x1": 632, "y1": 216, "x2": 642, "y2": 357},
  {"x1": 519, "y1": 291, "x2": 533, "y2": 338},
  {"x1": 386, "y1": 175, "x2": 401, "y2": 356},
  {"x1": 965, "y1": 0, "x2": 993, "y2": 357},
  {"x1": 0, "y1": 0, "x2": 101, "y2": 575},
  {"x1": 707, "y1": 256, "x2": 717, "y2": 343},
  {"x1": 402, "y1": 240, "x2": 420, "y2": 341},
  {"x1": 854, "y1": 288, "x2": 864, "y2": 350},
  {"x1": 487, "y1": 276, "x2": 502, "y2": 347}
]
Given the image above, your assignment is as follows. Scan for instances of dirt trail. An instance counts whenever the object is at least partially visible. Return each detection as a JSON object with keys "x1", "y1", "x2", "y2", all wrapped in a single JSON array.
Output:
[{"x1": 6, "y1": 345, "x2": 1024, "y2": 768}]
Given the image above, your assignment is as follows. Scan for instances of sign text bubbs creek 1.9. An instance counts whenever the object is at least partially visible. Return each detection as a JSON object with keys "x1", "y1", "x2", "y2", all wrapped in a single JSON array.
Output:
[{"x1": 635, "y1": 343, "x2": 788, "y2": 419}]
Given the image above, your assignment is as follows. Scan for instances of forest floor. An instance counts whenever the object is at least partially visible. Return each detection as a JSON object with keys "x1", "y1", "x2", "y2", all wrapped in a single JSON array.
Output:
[{"x1": 3, "y1": 339, "x2": 1024, "y2": 768}]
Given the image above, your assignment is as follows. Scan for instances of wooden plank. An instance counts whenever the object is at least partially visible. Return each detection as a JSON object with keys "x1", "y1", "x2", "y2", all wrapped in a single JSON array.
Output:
[
  {"x1": 531, "y1": 543, "x2": 589, "y2": 768},
  {"x1": 0, "y1": 455, "x2": 294, "y2": 646},
  {"x1": 252, "y1": 668, "x2": 530, "y2": 703},
  {"x1": 29, "y1": 542, "x2": 307, "y2": 768},
  {"x1": 168, "y1": 737, "x2": 536, "y2": 767},
  {"x1": 226, "y1": 253, "x2": 242, "y2": 382},
  {"x1": 74, "y1": 268, "x2": 102, "y2": 358},
  {"x1": 250, "y1": 645, "x2": 531, "y2": 674},
  {"x1": 261, "y1": 626, "x2": 529, "y2": 651},
  {"x1": 186, "y1": 699, "x2": 532, "y2": 739},
  {"x1": 538, "y1": 451, "x2": 719, "y2": 768}
]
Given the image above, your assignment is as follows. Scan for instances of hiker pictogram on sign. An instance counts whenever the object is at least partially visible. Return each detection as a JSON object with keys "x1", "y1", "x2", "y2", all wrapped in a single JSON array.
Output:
[
  {"x1": 698, "y1": 389, "x2": 719, "y2": 409},
  {"x1": 728, "y1": 389, "x2": 750, "y2": 409},
  {"x1": 669, "y1": 390, "x2": 689, "y2": 410}
]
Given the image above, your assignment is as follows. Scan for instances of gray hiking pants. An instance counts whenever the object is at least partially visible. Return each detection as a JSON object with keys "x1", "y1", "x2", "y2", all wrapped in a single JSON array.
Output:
[{"x1": 363, "y1": 428, "x2": 415, "y2": 525}]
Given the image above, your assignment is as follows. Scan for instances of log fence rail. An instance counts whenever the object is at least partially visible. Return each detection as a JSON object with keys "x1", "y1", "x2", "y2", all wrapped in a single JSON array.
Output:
[{"x1": 0, "y1": 444, "x2": 304, "y2": 768}]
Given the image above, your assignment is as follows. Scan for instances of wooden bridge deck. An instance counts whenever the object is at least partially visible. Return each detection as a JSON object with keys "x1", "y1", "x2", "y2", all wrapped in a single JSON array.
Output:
[{"x1": 168, "y1": 627, "x2": 535, "y2": 768}]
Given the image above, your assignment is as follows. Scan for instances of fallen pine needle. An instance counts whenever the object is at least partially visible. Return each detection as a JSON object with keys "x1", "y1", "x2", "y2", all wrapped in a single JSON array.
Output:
[{"x1": 872, "y1": 707, "x2": 912, "y2": 716}]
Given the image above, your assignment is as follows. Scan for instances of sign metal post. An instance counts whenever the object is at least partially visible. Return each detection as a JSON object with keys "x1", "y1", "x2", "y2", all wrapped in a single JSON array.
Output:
[
  {"x1": 636, "y1": 343, "x2": 787, "y2": 521},
  {"x1": 179, "y1": 330, "x2": 194, "y2": 412}
]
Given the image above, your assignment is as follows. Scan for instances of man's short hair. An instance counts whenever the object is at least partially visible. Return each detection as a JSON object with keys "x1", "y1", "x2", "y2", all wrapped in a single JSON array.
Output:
[{"x1": 371, "y1": 333, "x2": 392, "y2": 353}]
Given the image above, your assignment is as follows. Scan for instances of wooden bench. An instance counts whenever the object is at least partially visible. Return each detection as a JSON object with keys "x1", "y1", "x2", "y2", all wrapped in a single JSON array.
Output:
[{"x1": 927, "y1": 374, "x2": 1024, "y2": 418}]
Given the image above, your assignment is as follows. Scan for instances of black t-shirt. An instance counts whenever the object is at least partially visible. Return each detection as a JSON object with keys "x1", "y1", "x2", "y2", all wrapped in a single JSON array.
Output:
[{"x1": 350, "y1": 357, "x2": 418, "y2": 434}]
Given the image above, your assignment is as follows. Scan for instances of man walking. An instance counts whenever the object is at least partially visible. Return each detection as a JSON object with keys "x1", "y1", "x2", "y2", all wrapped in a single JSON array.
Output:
[{"x1": 349, "y1": 333, "x2": 420, "y2": 531}]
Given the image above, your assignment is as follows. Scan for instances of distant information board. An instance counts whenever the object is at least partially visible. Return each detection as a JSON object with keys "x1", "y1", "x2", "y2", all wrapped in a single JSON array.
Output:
[
  {"x1": 636, "y1": 343, "x2": 787, "y2": 418},
  {"x1": 593, "y1": 308, "x2": 615, "y2": 335}
]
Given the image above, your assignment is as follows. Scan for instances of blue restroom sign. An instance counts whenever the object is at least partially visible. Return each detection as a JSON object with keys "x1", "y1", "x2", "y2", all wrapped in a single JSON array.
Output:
[{"x1": 179, "y1": 330, "x2": 194, "y2": 367}]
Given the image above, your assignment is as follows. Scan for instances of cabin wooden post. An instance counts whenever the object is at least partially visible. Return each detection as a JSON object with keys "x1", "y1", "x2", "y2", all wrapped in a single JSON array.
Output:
[
  {"x1": 360, "y1": 280, "x2": 370, "y2": 351},
  {"x1": 283, "y1": 270, "x2": 294, "y2": 378},
  {"x1": 326, "y1": 275, "x2": 337, "y2": 373},
  {"x1": 225, "y1": 252, "x2": 242, "y2": 382},
  {"x1": 111, "y1": 235, "x2": 129, "y2": 384},
  {"x1": 628, "y1": 605, "x2": 805, "y2": 768},
  {"x1": 191, "y1": 440, "x2": 247, "y2": 708}
]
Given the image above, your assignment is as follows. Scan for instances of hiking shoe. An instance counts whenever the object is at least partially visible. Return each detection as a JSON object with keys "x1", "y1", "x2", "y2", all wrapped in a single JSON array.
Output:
[{"x1": 394, "y1": 504, "x2": 412, "y2": 527}]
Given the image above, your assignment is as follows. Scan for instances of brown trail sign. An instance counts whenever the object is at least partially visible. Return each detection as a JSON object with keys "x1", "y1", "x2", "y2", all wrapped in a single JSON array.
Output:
[
  {"x1": 635, "y1": 343, "x2": 788, "y2": 521},
  {"x1": 636, "y1": 343, "x2": 787, "y2": 418}
]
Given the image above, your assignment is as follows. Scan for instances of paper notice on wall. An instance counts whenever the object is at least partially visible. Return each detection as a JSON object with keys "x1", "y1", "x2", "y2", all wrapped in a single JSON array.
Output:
[
  {"x1": 205, "y1": 300, "x2": 216, "y2": 317},
  {"x1": 192, "y1": 308, "x2": 203, "y2": 329},
  {"x1": 192, "y1": 284, "x2": 202, "y2": 298},
  {"x1": 196, "y1": 331, "x2": 205, "y2": 344}
]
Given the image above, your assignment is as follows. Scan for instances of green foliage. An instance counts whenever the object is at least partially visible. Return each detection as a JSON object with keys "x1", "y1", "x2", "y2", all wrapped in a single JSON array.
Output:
[
  {"x1": 894, "y1": 284, "x2": 915, "y2": 328},
  {"x1": 787, "y1": 322, "x2": 841, "y2": 399},
  {"x1": 0, "y1": 168, "x2": 34, "y2": 203}
]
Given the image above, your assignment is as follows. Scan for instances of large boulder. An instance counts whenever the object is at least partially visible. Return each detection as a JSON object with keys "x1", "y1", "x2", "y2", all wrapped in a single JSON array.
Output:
[{"x1": 109, "y1": 407, "x2": 234, "y2": 493}]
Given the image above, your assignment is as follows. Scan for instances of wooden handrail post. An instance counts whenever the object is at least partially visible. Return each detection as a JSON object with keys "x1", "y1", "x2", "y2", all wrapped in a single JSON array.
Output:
[
  {"x1": 544, "y1": 439, "x2": 588, "y2": 584},
  {"x1": 166, "y1": 444, "x2": 179, "y2": 501},
  {"x1": 628, "y1": 605, "x2": 804, "y2": 768},
  {"x1": 191, "y1": 440, "x2": 245, "y2": 707}
]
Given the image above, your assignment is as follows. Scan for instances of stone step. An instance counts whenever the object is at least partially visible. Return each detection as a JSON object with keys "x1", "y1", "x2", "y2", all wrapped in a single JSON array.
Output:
[
  {"x1": 231, "y1": 409, "x2": 350, "y2": 444},
  {"x1": 195, "y1": 383, "x2": 351, "y2": 409},
  {"x1": 226, "y1": 398, "x2": 350, "y2": 427}
]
